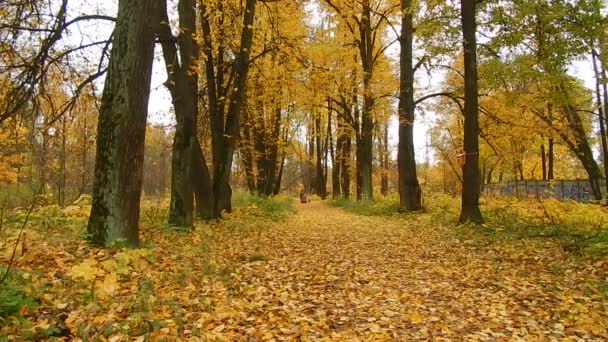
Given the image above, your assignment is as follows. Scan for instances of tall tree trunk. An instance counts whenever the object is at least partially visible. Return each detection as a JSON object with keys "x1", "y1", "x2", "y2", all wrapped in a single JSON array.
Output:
[
  {"x1": 380, "y1": 123, "x2": 389, "y2": 196},
  {"x1": 458, "y1": 0, "x2": 484, "y2": 224},
  {"x1": 159, "y1": 0, "x2": 214, "y2": 223},
  {"x1": 357, "y1": 0, "x2": 374, "y2": 201},
  {"x1": 59, "y1": 115, "x2": 67, "y2": 207},
  {"x1": 336, "y1": 115, "x2": 350, "y2": 199},
  {"x1": 254, "y1": 116, "x2": 266, "y2": 194},
  {"x1": 341, "y1": 128, "x2": 352, "y2": 199},
  {"x1": 274, "y1": 154, "x2": 285, "y2": 195},
  {"x1": 241, "y1": 109, "x2": 257, "y2": 192},
  {"x1": 192, "y1": 138, "x2": 215, "y2": 219},
  {"x1": 262, "y1": 105, "x2": 282, "y2": 196},
  {"x1": 87, "y1": 0, "x2": 159, "y2": 246},
  {"x1": 547, "y1": 103, "x2": 555, "y2": 180},
  {"x1": 548, "y1": 138, "x2": 554, "y2": 180},
  {"x1": 201, "y1": 0, "x2": 257, "y2": 216},
  {"x1": 80, "y1": 116, "x2": 88, "y2": 195},
  {"x1": 330, "y1": 103, "x2": 340, "y2": 199},
  {"x1": 398, "y1": 0, "x2": 422, "y2": 211},
  {"x1": 602, "y1": 64, "x2": 608, "y2": 178},
  {"x1": 558, "y1": 99, "x2": 604, "y2": 200},
  {"x1": 593, "y1": 50, "x2": 608, "y2": 192},
  {"x1": 541, "y1": 142, "x2": 547, "y2": 180},
  {"x1": 323, "y1": 108, "x2": 330, "y2": 197},
  {"x1": 307, "y1": 113, "x2": 315, "y2": 193},
  {"x1": 315, "y1": 111, "x2": 326, "y2": 198}
]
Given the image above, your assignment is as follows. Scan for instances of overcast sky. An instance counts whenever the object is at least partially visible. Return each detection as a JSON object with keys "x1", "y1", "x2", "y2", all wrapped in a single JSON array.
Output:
[{"x1": 71, "y1": 0, "x2": 598, "y2": 164}]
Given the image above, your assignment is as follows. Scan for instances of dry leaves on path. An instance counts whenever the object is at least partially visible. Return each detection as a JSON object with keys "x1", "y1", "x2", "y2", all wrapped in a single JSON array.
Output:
[{"x1": 1, "y1": 200, "x2": 608, "y2": 340}]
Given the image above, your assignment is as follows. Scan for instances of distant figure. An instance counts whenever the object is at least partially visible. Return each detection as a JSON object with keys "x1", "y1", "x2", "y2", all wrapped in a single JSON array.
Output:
[{"x1": 300, "y1": 190, "x2": 309, "y2": 203}]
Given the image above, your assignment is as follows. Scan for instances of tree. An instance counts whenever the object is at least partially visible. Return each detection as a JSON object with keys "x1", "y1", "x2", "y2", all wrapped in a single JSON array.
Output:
[
  {"x1": 200, "y1": 0, "x2": 257, "y2": 217},
  {"x1": 322, "y1": 0, "x2": 397, "y2": 201},
  {"x1": 397, "y1": 0, "x2": 422, "y2": 211},
  {"x1": 87, "y1": 0, "x2": 160, "y2": 247},
  {"x1": 157, "y1": 0, "x2": 214, "y2": 225},
  {"x1": 458, "y1": 0, "x2": 483, "y2": 224}
]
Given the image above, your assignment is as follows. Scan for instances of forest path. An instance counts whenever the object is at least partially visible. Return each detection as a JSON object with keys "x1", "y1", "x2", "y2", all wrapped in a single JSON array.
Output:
[{"x1": 217, "y1": 200, "x2": 607, "y2": 340}]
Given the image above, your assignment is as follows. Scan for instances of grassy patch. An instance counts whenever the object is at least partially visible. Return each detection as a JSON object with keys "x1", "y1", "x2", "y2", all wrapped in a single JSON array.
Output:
[
  {"x1": 0, "y1": 265, "x2": 39, "y2": 320},
  {"x1": 439, "y1": 193, "x2": 608, "y2": 255},
  {"x1": 232, "y1": 191, "x2": 296, "y2": 222},
  {"x1": 329, "y1": 192, "x2": 608, "y2": 255}
]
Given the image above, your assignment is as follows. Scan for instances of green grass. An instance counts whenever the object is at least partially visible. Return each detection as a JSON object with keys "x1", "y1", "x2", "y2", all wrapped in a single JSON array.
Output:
[
  {"x1": 232, "y1": 191, "x2": 296, "y2": 222},
  {"x1": 329, "y1": 192, "x2": 608, "y2": 255},
  {"x1": 0, "y1": 265, "x2": 40, "y2": 321}
]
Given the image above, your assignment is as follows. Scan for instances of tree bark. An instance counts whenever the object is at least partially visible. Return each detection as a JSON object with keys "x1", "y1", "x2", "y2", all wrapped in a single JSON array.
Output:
[
  {"x1": 357, "y1": 0, "x2": 375, "y2": 201},
  {"x1": 398, "y1": 0, "x2": 422, "y2": 211},
  {"x1": 240, "y1": 106, "x2": 257, "y2": 192},
  {"x1": 541, "y1": 142, "x2": 547, "y2": 180},
  {"x1": 593, "y1": 50, "x2": 608, "y2": 192},
  {"x1": 158, "y1": 0, "x2": 214, "y2": 223},
  {"x1": 337, "y1": 115, "x2": 351, "y2": 199},
  {"x1": 330, "y1": 103, "x2": 340, "y2": 199},
  {"x1": 261, "y1": 105, "x2": 282, "y2": 196},
  {"x1": 458, "y1": 0, "x2": 484, "y2": 224},
  {"x1": 87, "y1": 0, "x2": 159, "y2": 246},
  {"x1": 315, "y1": 111, "x2": 326, "y2": 198}
]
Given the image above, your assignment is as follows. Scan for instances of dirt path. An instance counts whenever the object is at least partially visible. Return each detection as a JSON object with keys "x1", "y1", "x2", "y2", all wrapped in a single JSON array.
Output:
[{"x1": 209, "y1": 201, "x2": 608, "y2": 340}]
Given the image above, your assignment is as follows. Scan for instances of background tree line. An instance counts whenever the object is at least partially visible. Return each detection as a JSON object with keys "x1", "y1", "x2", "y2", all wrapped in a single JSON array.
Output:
[{"x1": 1, "y1": 0, "x2": 607, "y2": 245}]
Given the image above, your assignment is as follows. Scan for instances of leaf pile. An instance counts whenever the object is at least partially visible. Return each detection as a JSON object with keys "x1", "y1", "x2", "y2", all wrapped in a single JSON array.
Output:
[{"x1": 1, "y1": 200, "x2": 608, "y2": 340}]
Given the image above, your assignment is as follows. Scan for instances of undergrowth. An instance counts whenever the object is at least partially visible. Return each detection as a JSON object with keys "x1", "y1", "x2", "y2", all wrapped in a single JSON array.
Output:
[
  {"x1": 232, "y1": 191, "x2": 296, "y2": 222},
  {"x1": 330, "y1": 192, "x2": 608, "y2": 255}
]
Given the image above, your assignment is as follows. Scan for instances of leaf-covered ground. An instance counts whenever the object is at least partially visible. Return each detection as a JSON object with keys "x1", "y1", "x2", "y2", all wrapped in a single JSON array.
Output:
[{"x1": 1, "y1": 197, "x2": 608, "y2": 340}]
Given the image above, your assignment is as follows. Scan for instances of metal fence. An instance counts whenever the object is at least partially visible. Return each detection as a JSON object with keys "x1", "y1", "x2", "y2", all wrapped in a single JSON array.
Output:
[{"x1": 483, "y1": 179, "x2": 607, "y2": 202}]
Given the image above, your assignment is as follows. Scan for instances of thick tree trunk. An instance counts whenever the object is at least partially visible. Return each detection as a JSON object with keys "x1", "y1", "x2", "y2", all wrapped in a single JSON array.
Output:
[
  {"x1": 212, "y1": 0, "x2": 256, "y2": 216},
  {"x1": 158, "y1": 0, "x2": 212, "y2": 226},
  {"x1": 87, "y1": 0, "x2": 159, "y2": 246},
  {"x1": 200, "y1": 0, "x2": 256, "y2": 216},
  {"x1": 398, "y1": 0, "x2": 422, "y2": 211},
  {"x1": 274, "y1": 154, "x2": 285, "y2": 195},
  {"x1": 262, "y1": 106, "x2": 282, "y2": 196},
  {"x1": 192, "y1": 138, "x2": 215, "y2": 219},
  {"x1": 458, "y1": 0, "x2": 484, "y2": 224}
]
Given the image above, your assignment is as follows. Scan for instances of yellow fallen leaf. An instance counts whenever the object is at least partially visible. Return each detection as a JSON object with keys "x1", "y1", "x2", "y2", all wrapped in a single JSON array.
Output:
[
  {"x1": 68, "y1": 259, "x2": 99, "y2": 281},
  {"x1": 410, "y1": 311, "x2": 422, "y2": 324},
  {"x1": 95, "y1": 273, "x2": 119, "y2": 300}
]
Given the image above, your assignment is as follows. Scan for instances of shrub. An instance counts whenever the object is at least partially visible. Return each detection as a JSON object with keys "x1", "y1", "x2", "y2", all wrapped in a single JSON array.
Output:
[{"x1": 232, "y1": 191, "x2": 295, "y2": 222}]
